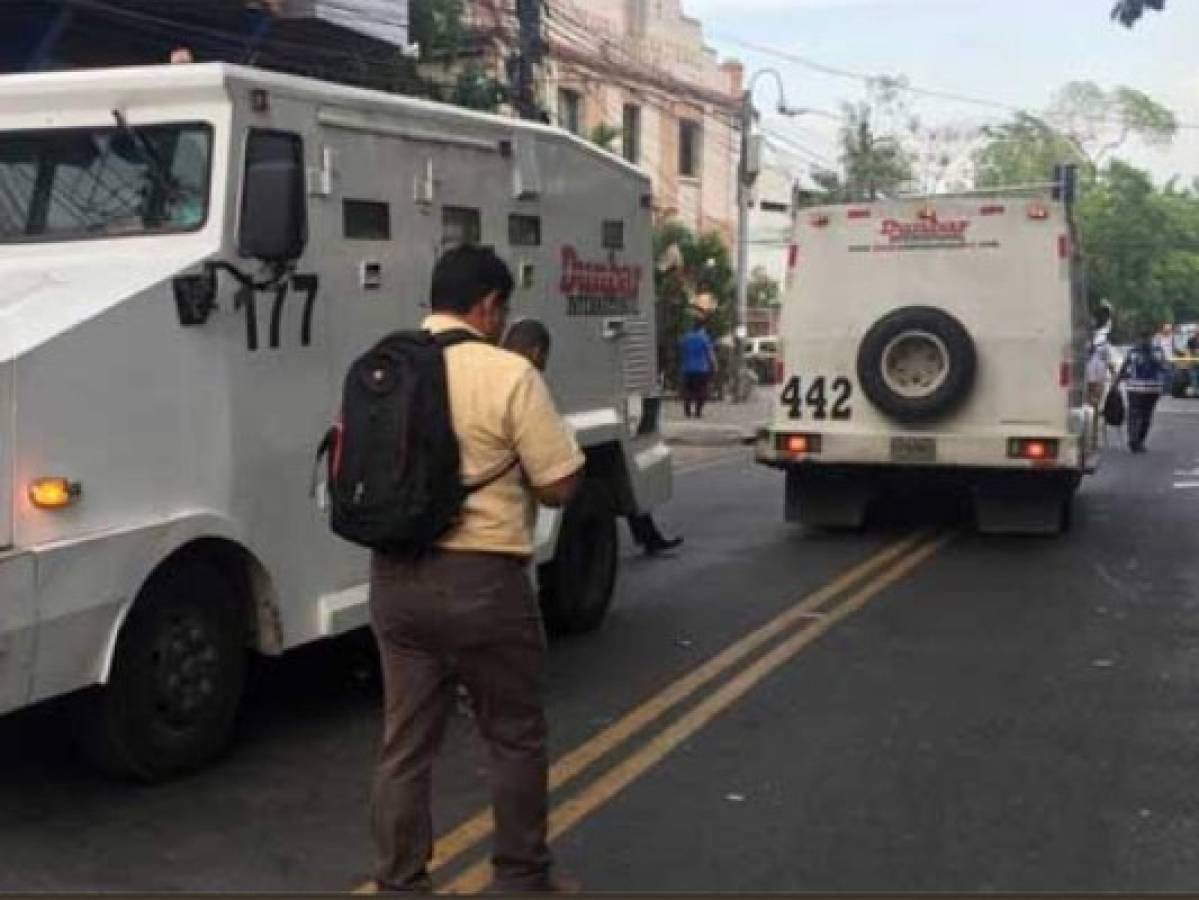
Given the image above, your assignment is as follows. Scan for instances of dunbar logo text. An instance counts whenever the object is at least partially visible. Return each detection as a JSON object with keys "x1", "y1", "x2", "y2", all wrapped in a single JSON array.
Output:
[
  {"x1": 880, "y1": 216, "x2": 971, "y2": 244},
  {"x1": 560, "y1": 245, "x2": 642, "y2": 316}
]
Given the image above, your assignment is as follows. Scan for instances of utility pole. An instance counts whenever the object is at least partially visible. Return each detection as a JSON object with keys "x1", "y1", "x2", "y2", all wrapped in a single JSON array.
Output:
[
  {"x1": 733, "y1": 70, "x2": 807, "y2": 404},
  {"x1": 732, "y1": 89, "x2": 757, "y2": 405},
  {"x1": 513, "y1": 0, "x2": 543, "y2": 120}
]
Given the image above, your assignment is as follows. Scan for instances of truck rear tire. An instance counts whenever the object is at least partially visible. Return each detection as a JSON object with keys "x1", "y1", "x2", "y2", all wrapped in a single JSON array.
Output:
[
  {"x1": 79, "y1": 558, "x2": 246, "y2": 782},
  {"x1": 538, "y1": 480, "x2": 618, "y2": 635},
  {"x1": 857, "y1": 306, "x2": 977, "y2": 423}
]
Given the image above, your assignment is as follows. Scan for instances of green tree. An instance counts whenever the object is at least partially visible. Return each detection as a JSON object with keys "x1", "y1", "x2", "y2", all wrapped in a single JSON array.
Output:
[
  {"x1": 974, "y1": 113, "x2": 1086, "y2": 188},
  {"x1": 839, "y1": 100, "x2": 913, "y2": 200},
  {"x1": 973, "y1": 82, "x2": 1177, "y2": 187},
  {"x1": 449, "y1": 63, "x2": 508, "y2": 112},
  {"x1": 1077, "y1": 161, "x2": 1199, "y2": 337},
  {"x1": 748, "y1": 270, "x2": 780, "y2": 308},
  {"x1": 1046, "y1": 81, "x2": 1177, "y2": 167},
  {"x1": 409, "y1": 0, "x2": 467, "y2": 60},
  {"x1": 589, "y1": 123, "x2": 622, "y2": 153},
  {"x1": 653, "y1": 221, "x2": 735, "y2": 387},
  {"x1": 1112, "y1": 0, "x2": 1165, "y2": 27}
]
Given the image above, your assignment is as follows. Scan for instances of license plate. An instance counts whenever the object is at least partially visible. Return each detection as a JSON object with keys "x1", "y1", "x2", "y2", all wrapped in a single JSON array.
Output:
[{"x1": 891, "y1": 436, "x2": 936, "y2": 463}]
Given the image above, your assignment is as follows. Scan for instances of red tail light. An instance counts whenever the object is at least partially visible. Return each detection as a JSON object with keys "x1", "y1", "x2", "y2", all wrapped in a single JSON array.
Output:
[
  {"x1": 1008, "y1": 438, "x2": 1059, "y2": 462},
  {"x1": 777, "y1": 433, "x2": 822, "y2": 457},
  {"x1": 980, "y1": 205, "x2": 1005, "y2": 216},
  {"x1": 1058, "y1": 235, "x2": 1070, "y2": 259},
  {"x1": 787, "y1": 243, "x2": 800, "y2": 270},
  {"x1": 847, "y1": 208, "x2": 871, "y2": 220},
  {"x1": 1059, "y1": 360, "x2": 1072, "y2": 387}
]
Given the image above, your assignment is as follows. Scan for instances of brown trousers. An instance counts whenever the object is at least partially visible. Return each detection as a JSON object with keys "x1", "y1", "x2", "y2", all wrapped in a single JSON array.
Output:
[{"x1": 369, "y1": 550, "x2": 551, "y2": 893}]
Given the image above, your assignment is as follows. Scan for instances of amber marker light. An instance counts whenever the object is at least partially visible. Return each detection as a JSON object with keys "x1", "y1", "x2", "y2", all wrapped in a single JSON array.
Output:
[{"x1": 29, "y1": 477, "x2": 82, "y2": 510}]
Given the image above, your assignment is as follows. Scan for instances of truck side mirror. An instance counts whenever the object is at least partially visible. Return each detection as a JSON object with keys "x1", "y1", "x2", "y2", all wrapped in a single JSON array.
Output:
[{"x1": 238, "y1": 130, "x2": 307, "y2": 263}]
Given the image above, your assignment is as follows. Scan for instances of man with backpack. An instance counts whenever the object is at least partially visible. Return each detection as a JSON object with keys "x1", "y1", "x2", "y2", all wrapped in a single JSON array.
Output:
[{"x1": 352, "y1": 246, "x2": 584, "y2": 893}]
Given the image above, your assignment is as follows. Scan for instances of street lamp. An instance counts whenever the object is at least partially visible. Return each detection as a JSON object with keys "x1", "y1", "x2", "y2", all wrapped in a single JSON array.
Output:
[{"x1": 732, "y1": 68, "x2": 808, "y2": 404}]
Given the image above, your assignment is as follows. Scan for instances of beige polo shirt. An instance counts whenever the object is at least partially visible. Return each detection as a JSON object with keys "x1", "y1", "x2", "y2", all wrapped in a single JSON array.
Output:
[{"x1": 425, "y1": 314, "x2": 585, "y2": 556}]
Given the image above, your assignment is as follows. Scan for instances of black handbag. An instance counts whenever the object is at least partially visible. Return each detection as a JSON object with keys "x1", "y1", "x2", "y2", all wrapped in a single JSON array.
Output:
[{"x1": 1102, "y1": 385, "x2": 1126, "y2": 428}]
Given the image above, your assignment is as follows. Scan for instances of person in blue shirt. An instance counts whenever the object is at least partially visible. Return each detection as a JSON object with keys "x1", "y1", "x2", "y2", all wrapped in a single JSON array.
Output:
[
  {"x1": 678, "y1": 322, "x2": 718, "y2": 419},
  {"x1": 1116, "y1": 329, "x2": 1169, "y2": 452}
]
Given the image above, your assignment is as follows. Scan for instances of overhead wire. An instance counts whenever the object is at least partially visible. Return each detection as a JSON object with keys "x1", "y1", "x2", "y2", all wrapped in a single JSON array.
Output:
[{"x1": 708, "y1": 29, "x2": 1199, "y2": 132}]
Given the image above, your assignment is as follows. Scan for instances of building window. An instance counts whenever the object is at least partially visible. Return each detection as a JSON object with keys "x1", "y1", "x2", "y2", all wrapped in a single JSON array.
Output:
[
  {"x1": 442, "y1": 206, "x2": 481, "y2": 247},
  {"x1": 602, "y1": 220, "x2": 624, "y2": 250},
  {"x1": 343, "y1": 199, "x2": 390, "y2": 239},
  {"x1": 558, "y1": 88, "x2": 582, "y2": 135},
  {"x1": 622, "y1": 104, "x2": 641, "y2": 163},
  {"x1": 679, "y1": 119, "x2": 702, "y2": 178},
  {"x1": 509, "y1": 214, "x2": 541, "y2": 247}
]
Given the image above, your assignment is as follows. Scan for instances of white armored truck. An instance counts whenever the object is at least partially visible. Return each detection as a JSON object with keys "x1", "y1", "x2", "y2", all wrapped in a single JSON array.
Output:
[
  {"x1": 0, "y1": 64, "x2": 671, "y2": 779},
  {"x1": 756, "y1": 179, "x2": 1096, "y2": 535}
]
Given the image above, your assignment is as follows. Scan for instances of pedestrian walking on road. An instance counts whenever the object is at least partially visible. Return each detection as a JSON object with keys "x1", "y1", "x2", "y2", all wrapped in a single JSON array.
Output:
[
  {"x1": 1116, "y1": 329, "x2": 1168, "y2": 453},
  {"x1": 369, "y1": 247, "x2": 584, "y2": 893},
  {"x1": 679, "y1": 322, "x2": 717, "y2": 419},
  {"x1": 504, "y1": 319, "x2": 682, "y2": 556}
]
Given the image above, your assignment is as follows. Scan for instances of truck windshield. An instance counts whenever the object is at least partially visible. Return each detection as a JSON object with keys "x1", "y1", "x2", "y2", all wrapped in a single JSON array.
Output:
[{"x1": 0, "y1": 122, "x2": 211, "y2": 243}]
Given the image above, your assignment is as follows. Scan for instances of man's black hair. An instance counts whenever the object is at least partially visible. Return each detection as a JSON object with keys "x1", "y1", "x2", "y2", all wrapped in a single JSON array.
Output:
[
  {"x1": 503, "y1": 318, "x2": 552, "y2": 358},
  {"x1": 431, "y1": 244, "x2": 515, "y2": 314}
]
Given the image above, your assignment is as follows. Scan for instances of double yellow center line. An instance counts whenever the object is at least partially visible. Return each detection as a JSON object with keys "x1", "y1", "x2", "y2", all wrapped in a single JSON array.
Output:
[{"x1": 359, "y1": 529, "x2": 952, "y2": 894}]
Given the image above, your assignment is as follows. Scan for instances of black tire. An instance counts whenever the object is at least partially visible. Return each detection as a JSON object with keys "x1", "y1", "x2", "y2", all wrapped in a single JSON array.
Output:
[
  {"x1": 538, "y1": 480, "x2": 618, "y2": 635},
  {"x1": 79, "y1": 558, "x2": 246, "y2": 782},
  {"x1": 857, "y1": 306, "x2": 977, "y2": 423},
  {"x1": 1171, "y1": 371, "x2": 1189, "y2": 399}
]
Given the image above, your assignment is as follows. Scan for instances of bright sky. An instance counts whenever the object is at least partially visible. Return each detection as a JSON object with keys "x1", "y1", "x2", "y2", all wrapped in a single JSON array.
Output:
[{"x1": 682, "y1": 0, "x2": 1199, "y2": 186}]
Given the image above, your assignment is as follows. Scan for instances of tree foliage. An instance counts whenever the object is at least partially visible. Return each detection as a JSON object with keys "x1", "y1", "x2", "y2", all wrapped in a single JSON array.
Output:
[
  {"x1": 1111, "y1": 0, "x2": 1165, "y2": 27},
  {"x1": 409, "y1": 0, "x2": 468, "y2": 59},
  {"x1": 838, "y1": 100, "x2": 913, "y2": 201},
  {"x1": 970, "y1": 82, "x2": 1190, "y2": 335},
  {"x1": 589, "y1": 123, "x2": 622, "y2": 152},
  {"x1": 974, "y1": 113, "x2": 1086, "y2": 188},
  {"x1": 1078, "y1": 162, "x2": 1199, "y2": 336},
  {"x1": 653, "y1": 220, "x2": 735, "y2": 385},
  {"x1": 1045, "y1": 81, "x2": 1177, "y2": 167},
  {"x1": 748, "y1": 269, "x2": 780, "y2": 309}
]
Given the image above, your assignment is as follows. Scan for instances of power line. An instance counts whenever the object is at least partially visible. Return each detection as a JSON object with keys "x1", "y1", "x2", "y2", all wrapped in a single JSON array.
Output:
[{"x1": 710, "y1": 30, "x2": 1199, "y2": 132}]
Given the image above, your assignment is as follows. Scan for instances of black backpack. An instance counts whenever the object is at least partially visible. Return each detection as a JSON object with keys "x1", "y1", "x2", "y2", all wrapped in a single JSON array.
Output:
[{"x1": 315, "y1": 329, "x2": 513, "y2": 557}]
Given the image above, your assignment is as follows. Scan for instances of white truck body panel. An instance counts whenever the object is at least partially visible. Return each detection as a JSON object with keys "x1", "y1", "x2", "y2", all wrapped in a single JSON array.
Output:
[{"x1": 0, "y1": 63, "x2": 671, "y2": 716}]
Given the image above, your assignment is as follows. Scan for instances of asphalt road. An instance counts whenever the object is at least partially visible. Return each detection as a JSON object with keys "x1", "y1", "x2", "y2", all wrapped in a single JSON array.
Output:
[{"x1": 2, "y1": 402, "x2": 1198, "y2": 892}]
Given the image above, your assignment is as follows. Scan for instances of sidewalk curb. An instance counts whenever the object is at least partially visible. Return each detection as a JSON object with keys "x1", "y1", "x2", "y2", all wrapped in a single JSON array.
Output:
[{"x1": 662, "y1": 425, "x2": 759, "y2": 448}]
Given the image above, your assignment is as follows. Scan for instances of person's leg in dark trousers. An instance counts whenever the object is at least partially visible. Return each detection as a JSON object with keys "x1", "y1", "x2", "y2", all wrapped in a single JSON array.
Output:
[
  {"x1": 1127, "y1": 392, "x2": 1159, "y2": 450},
  {"x1": 369, "y1": 557, "x2": 456, "y2": 893},
  {"x1": 453, "y1": 558, "x2": 553, "y2": 892},
  {"x1": 694, "y1": 373, "x2": 710, "y2": 418},
  {"x1": 681, "y1": 373, "x2": 696, "y2": 418}
]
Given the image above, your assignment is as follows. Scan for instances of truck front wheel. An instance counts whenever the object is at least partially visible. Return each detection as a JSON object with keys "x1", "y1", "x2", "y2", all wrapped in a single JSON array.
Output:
[
  {"x1": 79, "y1": 558, "x2": 247, "y2": 782},
  {"x1": 538, "y1": 480, "x2": 618, "y2": 635}
]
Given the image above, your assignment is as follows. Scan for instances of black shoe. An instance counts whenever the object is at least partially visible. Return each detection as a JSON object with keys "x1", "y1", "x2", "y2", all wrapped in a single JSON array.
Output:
[{"x1": 644, "y1": 535, "x2": 684, "y2": 555}]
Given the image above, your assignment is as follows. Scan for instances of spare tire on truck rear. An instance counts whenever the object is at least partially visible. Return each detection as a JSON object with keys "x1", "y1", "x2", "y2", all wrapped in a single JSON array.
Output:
[{"x1": 856, "y1": 305, "x2": 977, "y2": 423}]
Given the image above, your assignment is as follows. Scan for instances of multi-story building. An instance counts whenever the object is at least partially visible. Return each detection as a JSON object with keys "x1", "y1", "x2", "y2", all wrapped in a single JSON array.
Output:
[
  {"x1": 461, "y1": 0, "x2": 742, "y2": 242},
  {"x1": 1, "y1": 0, "x2": 411, "y2": 91}
]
